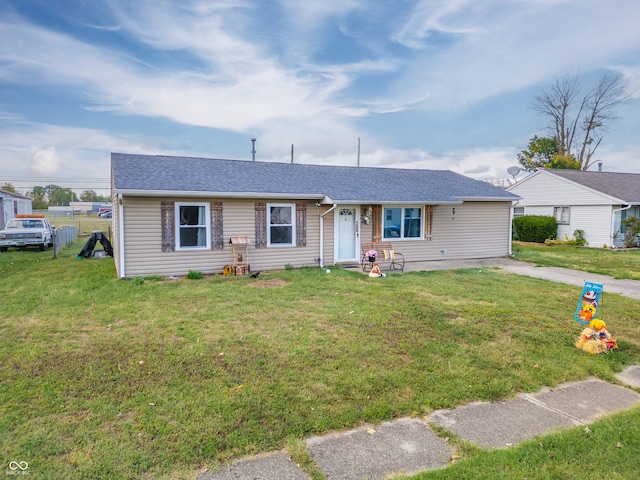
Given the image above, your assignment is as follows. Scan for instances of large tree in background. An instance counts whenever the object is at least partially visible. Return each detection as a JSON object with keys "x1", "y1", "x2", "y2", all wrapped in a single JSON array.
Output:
[
  {"x1": 27, "y1": 186, "x2": 47, "y2": 210},
  {"x1": 80, "y1": 189, "x2": 101, "y2": 202},
  {"x1": 518, "y1": 136, "x2": 581, "y2": 172},
  {"x1": 81, "y1": 190, "x2": 109, "y2": 202},
  {"x1": 532, "y1": 72, "x2": 628, "y2": 170},
  {"x1": 50, "y1": 188, "x2": 77, "y2": 206}
]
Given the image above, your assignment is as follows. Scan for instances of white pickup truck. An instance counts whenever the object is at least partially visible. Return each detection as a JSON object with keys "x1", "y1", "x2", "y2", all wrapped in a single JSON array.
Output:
[{"x1": 0, "y1": 216, "x2": 54, "y2": 252}]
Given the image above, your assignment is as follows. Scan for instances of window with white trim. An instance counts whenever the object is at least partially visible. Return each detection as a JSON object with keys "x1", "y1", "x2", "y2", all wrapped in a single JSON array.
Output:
[
  {"x1": 382, "y1": 206, "x2": 423, "y2": 240},
  {"x1": 513, "y1": 206, "x2": 525, "y2": 218},
  {"x1": 268, "y1": 203, "x2": 295, "y2": 246},
  {"x1": 553, "y1": 206, "x2": 570, "y2": 225},
  {"x1": 175, "y1": 202, "x2": 210, "y2": 249}
]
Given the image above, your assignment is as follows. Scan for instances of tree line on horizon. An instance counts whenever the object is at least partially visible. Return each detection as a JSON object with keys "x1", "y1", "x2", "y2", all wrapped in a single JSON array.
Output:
[{"x1": 0, "y1": 183, "x2": 109, "y2": 209}]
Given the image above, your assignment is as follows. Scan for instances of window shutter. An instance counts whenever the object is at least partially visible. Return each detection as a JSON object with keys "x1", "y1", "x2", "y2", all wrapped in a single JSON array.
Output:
[
  {"x1": 296, "y1": 203, "x2": 307, "y2": 247},
  {"x1": 424, "y1": 205, "x2": 433, "y2": 241},
  {"x1": 161, "y1": 201, "x2": 175, "y2": 252},
  {"x1": 372, "y1": 204, "x2": 382, "y2": 242},
  {"x1": 255, "y1": 202, "x2": 266, "y2": 249},
  {"x1": 211, "y1": 202, "x2": 223, "y2": 250}
]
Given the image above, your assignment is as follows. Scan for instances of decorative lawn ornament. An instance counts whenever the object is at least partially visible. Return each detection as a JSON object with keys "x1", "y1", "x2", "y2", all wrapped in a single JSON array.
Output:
[
  {"x1": 574, "y1": 281, "x2": 603, "y2": 324},
  {"x1": 368, "y1": 263, "x2": 386, "y2": 278},
  {"x1": 575, "y1": 319, "x2": 617, "y2": 354},
  {"x1": 574, "y1": 282, "x2": 616, "y2": 354}
]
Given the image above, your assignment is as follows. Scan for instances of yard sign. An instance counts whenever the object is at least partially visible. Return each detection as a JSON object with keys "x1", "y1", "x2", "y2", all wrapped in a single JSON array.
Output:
[{"x1": 574, "y1": 281, "x2": 603, "y2": 324}]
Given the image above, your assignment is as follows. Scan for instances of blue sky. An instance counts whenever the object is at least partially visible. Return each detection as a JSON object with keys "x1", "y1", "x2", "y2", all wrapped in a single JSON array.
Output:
[{"x1": 1, "y1": 0, "x2": 639, "y2": 196}]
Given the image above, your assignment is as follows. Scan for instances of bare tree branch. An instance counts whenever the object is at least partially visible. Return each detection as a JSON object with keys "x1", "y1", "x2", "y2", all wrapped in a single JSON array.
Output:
[{"x1": 531, "y1": 73, "x2": 628, "y2": 170}]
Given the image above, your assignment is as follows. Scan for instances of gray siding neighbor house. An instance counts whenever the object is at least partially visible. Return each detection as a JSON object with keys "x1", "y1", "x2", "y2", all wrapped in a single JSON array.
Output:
[
  {"x1": 0, "y1": 189, "x2": 33, "y2": 230},
  {"x1": 507, "y1": 169, "x2": 640, "y2": 248},
  {"x1": 110, "y1": 153, "x2": 519, "y2": 278}
]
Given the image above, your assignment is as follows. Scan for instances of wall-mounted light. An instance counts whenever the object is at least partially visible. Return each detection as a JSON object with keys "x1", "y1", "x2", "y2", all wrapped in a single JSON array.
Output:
[
  {"x1": 363, "y1": 216, "x2": 369, "y2": 225},
  {"x1": 452, "y1": 207, "x2": 456, "y2": 215}
]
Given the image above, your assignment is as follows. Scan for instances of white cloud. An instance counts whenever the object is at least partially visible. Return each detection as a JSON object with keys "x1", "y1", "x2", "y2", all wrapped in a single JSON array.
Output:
[
  {"x1": 389, "y1": 0, "x2": 640, "y2": 111},
  {"x1": 27, "y1": 146, "x2": 66, "y2": 176},
  {"x1": 0, "y1": 121, "x2": 160, "y2": 183},
  {"x1": 1, "y1": 0, "x2": 639, "y2": 187}
]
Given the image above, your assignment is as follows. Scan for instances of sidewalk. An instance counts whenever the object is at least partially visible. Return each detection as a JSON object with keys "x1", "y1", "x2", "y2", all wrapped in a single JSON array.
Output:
[
  {"x1": 198, "y1": 370, "x2": 640, "y2": 480},
  {"x1": 197, "y1": 259, "x2": 640, "y2": 480}
]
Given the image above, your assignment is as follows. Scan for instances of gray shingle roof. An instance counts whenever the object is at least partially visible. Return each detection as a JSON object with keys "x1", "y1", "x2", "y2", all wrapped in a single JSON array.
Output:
[
  {"x1": 111, "y1": 153, "x2": 518, "y2": 203},
  {"x1": 547, "y1": 170, "x2": 640, "y2": 203}
]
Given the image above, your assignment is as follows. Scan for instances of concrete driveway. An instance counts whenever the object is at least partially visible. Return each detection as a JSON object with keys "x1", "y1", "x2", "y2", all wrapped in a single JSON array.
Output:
[{"x1": 403, "y1": 257, "x2": 640, "y2": 300}]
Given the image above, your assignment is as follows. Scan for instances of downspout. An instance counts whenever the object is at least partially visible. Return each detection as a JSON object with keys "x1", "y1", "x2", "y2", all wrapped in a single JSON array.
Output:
[
  {"x1": 118, "y1": 193, "x2": 126, "y2": 278},
  {"x1": 509, "y1": 200, "x2": 519, "y2": 256},
  {"x1": 611, "y1": 204, "x2": 632, "y2": 248},
  {"x1": 319, "y1": 204, "x2": 336, "y2": 268}
]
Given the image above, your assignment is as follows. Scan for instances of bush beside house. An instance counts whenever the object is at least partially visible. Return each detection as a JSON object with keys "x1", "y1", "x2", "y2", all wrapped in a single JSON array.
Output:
[{"x1": 513, "y1": 215, "x2": 557, "y2": 243}]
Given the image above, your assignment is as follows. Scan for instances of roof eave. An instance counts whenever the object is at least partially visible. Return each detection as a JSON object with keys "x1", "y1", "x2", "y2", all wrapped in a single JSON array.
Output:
[
  {"x1": 324, "y1": 199, "x2": 464, "y2": 205},
  {"x1": 454, "y1": 196, "x2": 521, "y2": 201},
  {"x1": 114, "y1": 189, "x2": 326, "y2": 200}
]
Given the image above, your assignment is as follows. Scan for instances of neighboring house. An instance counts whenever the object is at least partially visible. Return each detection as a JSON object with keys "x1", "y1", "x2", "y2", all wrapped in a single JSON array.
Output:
[
  {"x1": 111, "y1": 153, "x2": 520, "y2": 278},
  {"x1": 0, "y1": 189, "x2": 32, "y2": 230},
  {"x1": 507, "y1": 169, "x2": 640, "y2": 248}
]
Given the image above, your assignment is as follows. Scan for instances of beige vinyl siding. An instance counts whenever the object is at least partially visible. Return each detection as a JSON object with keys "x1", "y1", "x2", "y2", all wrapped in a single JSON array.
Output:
[
  {"x1": 356, "y1": 202, "x2": 511, "y2": 263},
  {"x1": 401, "y1": 202, "x2": 511, "y2": 261},
  {"x1": 121, "y1": 197, "x2": 325, "y2": 278}
]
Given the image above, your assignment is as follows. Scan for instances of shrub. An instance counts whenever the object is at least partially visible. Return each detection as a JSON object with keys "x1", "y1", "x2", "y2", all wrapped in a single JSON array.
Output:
[
  {"x1": 622, "y1": 216, "x2": 640, "y2": 248},
  {"x1": 544, "y1": 229, "x2": 587, "y2": 247},
  {"x1": 187, "y1": 270, "x2": 203, "y2": 280},
  {"x1": 513, "y1": 215, "x2": 557, "y2": 243},
  {"x1": 573, "y1": 229, "x2": 587, "y2": 246}
]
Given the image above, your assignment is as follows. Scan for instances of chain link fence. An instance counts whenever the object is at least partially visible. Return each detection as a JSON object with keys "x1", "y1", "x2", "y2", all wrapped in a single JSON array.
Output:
[{"x1": 52, "y1": 226, "x2": 79, "y2": 258}]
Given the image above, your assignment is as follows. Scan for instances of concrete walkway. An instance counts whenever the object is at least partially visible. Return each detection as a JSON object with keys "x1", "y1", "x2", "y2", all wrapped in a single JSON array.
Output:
[
  {"x1": 197, "y1": 259, "x2": 640, "y2": 480},
  {"x1": 198, "y1": 371, "x2": 640, "y2": 480}
]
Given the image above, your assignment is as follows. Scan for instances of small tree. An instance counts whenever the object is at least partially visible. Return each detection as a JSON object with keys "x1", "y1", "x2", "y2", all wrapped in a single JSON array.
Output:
[
  {"x1": 0, "y1": 182, "x2": 16, "y2": 193},
  {"x1": 622, "y1": 216, "x2": 640, "y2": 248},
  {"x1": 518, "y1": 136, "x2": 581, "y2": 172}
]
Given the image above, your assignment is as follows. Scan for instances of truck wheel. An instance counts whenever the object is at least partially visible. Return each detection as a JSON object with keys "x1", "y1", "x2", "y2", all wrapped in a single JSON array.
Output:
[
  {"x1": 0, "y1": 247, "x2": 7, "y2": 252},
  {"x1": 39, "y1": 243, "x2": 48, "y2": 251}
]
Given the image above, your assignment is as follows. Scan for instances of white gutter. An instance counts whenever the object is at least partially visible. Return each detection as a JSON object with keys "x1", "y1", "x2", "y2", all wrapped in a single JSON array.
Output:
[
  {"x1": 319, "y1": 204, "x2": 337, "y2": 268},
  {"x1": 118, "y1": 193, "x2": 126, "y2": 278},
  {"x1": 611, "y1": 204, "x2": 632, "y2": 248},
  {"x1": 509, "y1": 200, "x2": 519, "y2": 256}
]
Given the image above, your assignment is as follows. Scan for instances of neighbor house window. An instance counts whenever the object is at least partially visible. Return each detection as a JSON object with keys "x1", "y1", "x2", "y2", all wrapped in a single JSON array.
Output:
[
  {"x1": 553, "y1": 206, "x2": 570, "y2": 225},
  {"x1": 513, "y1": 206, "x2": 525, "y2": 218},
  {"x1": 382, "y1": 206, "x2": 423, "y2": 240},
  {"x1": 268, "y1": 203, "x2": 295, "y2": 246},
  {"x1": 176, "y1": 202, "x2": 210, "y2": 249}
]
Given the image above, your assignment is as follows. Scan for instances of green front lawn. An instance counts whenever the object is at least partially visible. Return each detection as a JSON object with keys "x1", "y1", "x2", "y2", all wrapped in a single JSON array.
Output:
[
  {"x1": 1, "y1": 241, "x2": 639, "y2": 479},
  {"x1": 512, "y1": 242, "x2": 640, "y2": 280}
]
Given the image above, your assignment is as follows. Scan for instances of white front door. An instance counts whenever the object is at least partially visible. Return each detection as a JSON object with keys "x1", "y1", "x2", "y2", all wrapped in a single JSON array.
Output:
[{"x1": 335, "y1": 207, "x2": 359, "y2": 262}]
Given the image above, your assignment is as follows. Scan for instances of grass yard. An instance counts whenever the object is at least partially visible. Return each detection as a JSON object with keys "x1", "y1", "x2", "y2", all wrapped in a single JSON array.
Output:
[
  {"x1": 1, "y1": 241, "x2": 639, "y2": 479},
  {"x1": 512, "y1": 241, "x2": 640, "y2": 280},
  {"x1": 40, "y1": 211, "x2": 113, "y2": 238}
]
